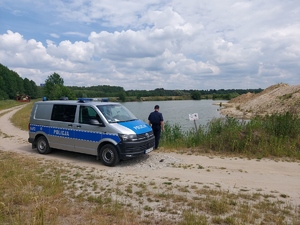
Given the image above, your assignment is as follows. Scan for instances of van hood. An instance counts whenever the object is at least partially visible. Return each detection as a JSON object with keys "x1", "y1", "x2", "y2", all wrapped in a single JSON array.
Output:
[{"x1": 113, "y1": 120, "x2": 152, "y2": 135}]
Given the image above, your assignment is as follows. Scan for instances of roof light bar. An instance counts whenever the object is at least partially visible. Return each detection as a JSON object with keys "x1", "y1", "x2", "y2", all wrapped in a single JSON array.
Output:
[{"x1": 77, "y1": 98, "x2": 109, "y2": 103}]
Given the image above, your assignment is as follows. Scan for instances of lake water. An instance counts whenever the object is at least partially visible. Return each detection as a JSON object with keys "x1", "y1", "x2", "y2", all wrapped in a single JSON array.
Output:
[{"x1": 122, "y1": 100, "x2": 228, "y2": 131}]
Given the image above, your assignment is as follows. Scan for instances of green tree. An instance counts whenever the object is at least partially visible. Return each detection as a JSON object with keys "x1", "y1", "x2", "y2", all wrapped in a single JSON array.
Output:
[
  {"x1": 46, "y1": 72, "x2": 64, "y2": 86},
  {"x1": 44, "y1": 73, "x2": 75, "y2": 100},
  {"x1": 191, "y1": 90, "x2": 201, "y2": 100},
  {"x1": 228, "y1": 92, "x2": 239, "y2": 100},
  {"x1": 136, "y1": 94, "x2": 142, "y2": 101},
  {"x1": 23, "y1": 78, "x2": 34, "y2": 97},
  {"x1": 53, "y1": 85, "x2": 76, "y2": 100},
  {"x1": 0, "y1": 75, "x2": 8, "y2": 99},
  {"x1": 29, "y1": 80, "x2": 39, "y2": 99},
  {"x1": 2, "y1": 70, "x2": 18, "y2": 98},
  {"x1": 16, "y1": 74, "x2": 25, "y2": 96},
  {"x1": 118, "y1": 91, "x2": 126, "y2": 102}
]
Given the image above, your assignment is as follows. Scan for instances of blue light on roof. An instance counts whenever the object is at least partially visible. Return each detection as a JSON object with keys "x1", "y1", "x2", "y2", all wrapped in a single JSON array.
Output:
[
  {"x1": 77, "y1": 98, "x2": 109, "y2": 103},
  {"x1": 77, "y1": 98, "x2": 94, "y2": 103}
]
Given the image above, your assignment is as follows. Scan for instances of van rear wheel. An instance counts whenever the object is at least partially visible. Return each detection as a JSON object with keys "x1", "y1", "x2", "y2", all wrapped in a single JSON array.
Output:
[
  {"x1": 100, "y1": 144, "x2": 119, "y2": 167},
  {"x1": 36, "y1": 136, "x2": 51, "y2": 154}
]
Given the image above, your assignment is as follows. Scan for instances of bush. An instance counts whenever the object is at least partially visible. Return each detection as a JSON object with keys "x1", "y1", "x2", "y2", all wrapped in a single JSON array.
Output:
[{"x1": 160, "y1": 113, "x2": 300, "y2": 159}]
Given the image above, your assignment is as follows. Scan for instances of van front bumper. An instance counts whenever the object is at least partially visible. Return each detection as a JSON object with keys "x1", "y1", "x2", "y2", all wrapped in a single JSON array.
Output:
[{"x1": 117, "y1": 137, "x2": 155, "y2": 160}]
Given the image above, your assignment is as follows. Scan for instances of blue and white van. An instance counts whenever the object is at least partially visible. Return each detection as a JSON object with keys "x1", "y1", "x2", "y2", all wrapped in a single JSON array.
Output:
[{"x1": 28, "y1": 98, "x2": 155, "y2": 166}]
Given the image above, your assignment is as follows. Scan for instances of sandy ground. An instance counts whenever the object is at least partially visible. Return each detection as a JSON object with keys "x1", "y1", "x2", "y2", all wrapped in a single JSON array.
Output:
[
  {"x1": 219, "y1": 83, "x2": 300, "y2": 119},
  {"x1": 1, "y1": 105, "x2": 300, "y2": 209}
]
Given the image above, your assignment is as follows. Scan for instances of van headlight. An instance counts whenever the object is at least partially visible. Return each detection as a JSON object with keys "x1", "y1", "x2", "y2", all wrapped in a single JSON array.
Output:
[{"x1": 119, "y1": 134, "x2": 138, "y2": 142}]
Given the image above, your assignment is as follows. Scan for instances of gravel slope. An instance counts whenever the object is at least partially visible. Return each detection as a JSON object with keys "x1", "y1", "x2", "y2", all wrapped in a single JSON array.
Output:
[{"x1": 220, "y1": 83, "x2": 300, "y2": 118}]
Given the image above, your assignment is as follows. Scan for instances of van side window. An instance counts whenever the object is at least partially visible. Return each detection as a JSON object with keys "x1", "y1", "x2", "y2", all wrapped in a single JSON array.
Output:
[
  {"x1": 51, "y1": 104, "x2": 77, "y2": 122},
  {"x1": 79, "y1": 106, "x2": 101, "y2": 124},
  {"x1": 35, "y1": 104, "x2": 52, "y2": 119}
]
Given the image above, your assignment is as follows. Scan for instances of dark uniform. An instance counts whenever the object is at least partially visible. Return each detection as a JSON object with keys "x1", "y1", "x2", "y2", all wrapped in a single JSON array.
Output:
[{"x1": 148, "y1": 105, "x2": 164, "y2": 149}]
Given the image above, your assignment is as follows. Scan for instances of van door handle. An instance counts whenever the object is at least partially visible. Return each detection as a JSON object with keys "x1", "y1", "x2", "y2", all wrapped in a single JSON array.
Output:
[
  {"x1": 68, "y1": 124, "x2": 73, "y2": 127},
  {"x1": 77, "y1": 125, "x2": 81, "y2": 128}
]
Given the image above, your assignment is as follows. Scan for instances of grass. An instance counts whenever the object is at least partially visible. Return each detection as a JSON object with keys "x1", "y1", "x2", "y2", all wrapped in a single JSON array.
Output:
[
  {"x1": 161, "y1": 113, "x2": 300, "y2": 160},
  {"x1": 1, "y1": 100, "x2": 300, "y2": 224},
  {"x1": 0, "y1": 99, "x2": 35, "y2": 131},
  {"x1": 0, "y1": 100, "x2": 26, "y2": 111},
  {"x1": 0, "y1": 151, "x2": 141, "y2": 225},
  {"x1": 0, "y1": 151, "x2": 299, "y2": 224},
  {"x1": 12, "y1": 101, "x2": 35, "y2": 130}
]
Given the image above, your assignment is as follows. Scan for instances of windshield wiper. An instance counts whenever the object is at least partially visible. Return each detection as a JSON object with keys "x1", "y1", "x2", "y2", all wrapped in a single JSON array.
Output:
[{"x1": 125, "y1": 119, "x2": 138, "y2": 122}]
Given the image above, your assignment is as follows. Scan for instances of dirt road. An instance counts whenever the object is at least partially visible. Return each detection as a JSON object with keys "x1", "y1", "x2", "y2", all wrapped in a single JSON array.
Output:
[{"x1": 1, "y1": 105, "x2": 299, "y2": 209}]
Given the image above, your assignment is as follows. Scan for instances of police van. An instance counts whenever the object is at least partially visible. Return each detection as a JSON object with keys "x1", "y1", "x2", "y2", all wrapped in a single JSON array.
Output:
[{"x1": 28, "y1": 98, "x2": 155, "y2": 166}]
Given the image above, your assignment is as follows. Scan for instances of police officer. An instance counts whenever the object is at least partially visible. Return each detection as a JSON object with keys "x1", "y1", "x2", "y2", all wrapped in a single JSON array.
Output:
[{"x1": 148, "y1": 105, "x2": 164, "y2": 149}]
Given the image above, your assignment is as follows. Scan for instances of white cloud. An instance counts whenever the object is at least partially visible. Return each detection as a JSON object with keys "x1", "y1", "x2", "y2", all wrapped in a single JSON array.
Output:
[
  {"x1": 63, "y1": 32, "x2": 88, "y2": 38},
  {"x1": 50, "y1": 33, "x2": 60, "y2": 38},
  {"x1": 47, "y1": 40, "x2": 94, "y2": 63},
  {"x1": 0, "y1": 0, "x2": 299, "y2": 90}
]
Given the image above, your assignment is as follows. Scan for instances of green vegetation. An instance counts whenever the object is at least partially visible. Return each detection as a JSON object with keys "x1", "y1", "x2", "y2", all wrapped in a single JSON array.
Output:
[
  {"x1": 44, "y1": 73, "x2": 76, "y2": 100},
  {"x1": 68, "y1": 86, "x2": 261, "y2": 102},
  {"x1": 0, "y1": 64, "x2": 39, "y2": 100},
  {"x1": 1, "y1": 151, "x2": 299, "y2": 225},
  {"x1": 12, "y1": 101, "x2": 35, "y2": 130},
  {"x1": 161, "y1": 113, "x2": 300, "y2": 159},
  {"x1": 0, "y1": 151, "x2": 140, "y2": 225},
  {"x1": 1, "y1": 63, "x2": 263, "y2": 102},
  {"x1": 0, "y1": 100, "x2": 26, "y2": 111}
]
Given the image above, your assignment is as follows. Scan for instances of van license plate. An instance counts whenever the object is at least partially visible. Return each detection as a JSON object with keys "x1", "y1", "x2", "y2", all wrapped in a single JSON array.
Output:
[{"x1": 145, "y1": 147, "x2": 154, "y2": 153}]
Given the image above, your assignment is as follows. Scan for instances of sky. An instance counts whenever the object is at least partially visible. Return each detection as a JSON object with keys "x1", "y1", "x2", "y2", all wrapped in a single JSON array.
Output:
[{"x1": 0, "y1": 0, "x2": 299, "y2": 91}]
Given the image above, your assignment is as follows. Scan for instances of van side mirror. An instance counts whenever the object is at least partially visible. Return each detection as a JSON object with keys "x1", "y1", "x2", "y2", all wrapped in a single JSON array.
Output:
[{"x1": 90, "y1": 119, "x2": 105, "y2": 127}]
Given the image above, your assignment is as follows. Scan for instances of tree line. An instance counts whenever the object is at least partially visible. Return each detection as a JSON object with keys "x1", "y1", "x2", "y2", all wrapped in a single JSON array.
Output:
[
  {"x1": 0, "y1": 63, "x2": 263, "y2": 101},
  {"x1": 0, "y1": 64, "x2": 40, "y2": 100}
]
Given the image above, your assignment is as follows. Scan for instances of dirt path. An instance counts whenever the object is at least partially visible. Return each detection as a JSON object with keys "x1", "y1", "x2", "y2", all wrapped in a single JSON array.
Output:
[{"x1": 1, "y1": 105, "x2": 300, "y2": 208}]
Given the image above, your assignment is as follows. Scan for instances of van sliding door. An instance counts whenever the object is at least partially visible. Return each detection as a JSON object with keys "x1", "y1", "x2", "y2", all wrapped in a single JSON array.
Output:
[{"x1": 50, "y1": 104, "x2": 76, "y2": 151}]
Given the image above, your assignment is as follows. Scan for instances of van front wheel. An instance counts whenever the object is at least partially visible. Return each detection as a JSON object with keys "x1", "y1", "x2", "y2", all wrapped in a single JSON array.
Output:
[
  {"x1": 36, "y1": 136, "x2": 51, "y2": 154},
  {"x1": 100, "y1": 144, "x2": 119, "y2": 167}
]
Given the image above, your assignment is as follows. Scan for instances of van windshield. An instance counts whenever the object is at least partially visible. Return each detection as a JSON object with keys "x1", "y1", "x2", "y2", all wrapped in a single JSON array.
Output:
[{"x1": 97, "y1": 104, "x2": 138, "y2": 123}]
